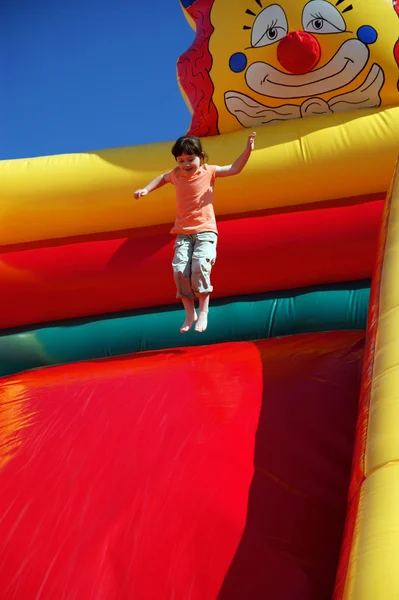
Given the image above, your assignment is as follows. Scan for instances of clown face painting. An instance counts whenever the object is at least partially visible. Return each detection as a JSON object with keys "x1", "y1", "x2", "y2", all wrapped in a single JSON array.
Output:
[{"x1": 178, "y1": 0, "x2": 399, "y2": 135}]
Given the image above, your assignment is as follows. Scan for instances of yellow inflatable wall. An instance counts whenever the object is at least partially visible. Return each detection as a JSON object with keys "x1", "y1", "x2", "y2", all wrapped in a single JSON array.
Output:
[
  {"x1": 1, "y1": 0, "x2": 398, "y2": 246},
  {"x1": 1, "y1": 1, "x2": 399, "y2": 599}
]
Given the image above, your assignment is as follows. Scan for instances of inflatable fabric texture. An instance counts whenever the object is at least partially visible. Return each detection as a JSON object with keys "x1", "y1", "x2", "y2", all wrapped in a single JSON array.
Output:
[
  {"x1": 1, "y1": 0, "x2": 399, "y2": 595},
  {"x1": 0, "y1": 200, "x2": 381, "y2": 329},
  {"x1": 334, "y1": 159, "x2": 399, "y2": 599},
  {"x1": 2, "y1": 114, "x2": 397, "y2": 245},
  {"x1": 0, "y1": 281, "x2": 370, "y2": 377},
  {"x1": 0, "y1": 332, "x2": 364, "y2": 600},
  {"x1": 178, "y1": 0, "x2": 399, "y2": 136}
]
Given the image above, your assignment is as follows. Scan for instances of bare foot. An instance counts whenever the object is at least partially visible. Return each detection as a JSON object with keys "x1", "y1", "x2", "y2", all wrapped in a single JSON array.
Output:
[
  {"x1": 180, "y1": 312, "x2": 197, "y2": 333},
  {"x1": 194, "y1": 311, "x2": 208, "y2": 333}
]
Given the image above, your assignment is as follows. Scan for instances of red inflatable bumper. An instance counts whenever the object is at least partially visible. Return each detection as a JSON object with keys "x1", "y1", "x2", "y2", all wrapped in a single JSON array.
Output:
[{"x1": 1, "y1": 198, "x2": 382, "y2": 329}]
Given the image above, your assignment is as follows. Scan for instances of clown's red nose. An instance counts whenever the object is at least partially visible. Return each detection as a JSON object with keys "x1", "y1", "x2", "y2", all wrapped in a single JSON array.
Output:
[{"x1": 277, "y1": 31, "x2": 321, "y2": 75}]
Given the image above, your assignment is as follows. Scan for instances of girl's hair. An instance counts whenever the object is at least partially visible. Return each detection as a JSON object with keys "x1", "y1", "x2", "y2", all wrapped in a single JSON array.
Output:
[{"x1": 171, "y1": 135, "x2": 208, "y2": 163}]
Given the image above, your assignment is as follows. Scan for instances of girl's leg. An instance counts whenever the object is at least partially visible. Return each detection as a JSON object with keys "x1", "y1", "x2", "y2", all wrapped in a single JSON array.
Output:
[
  {"x1": 191, "y1": 233, "x2": 217, "y2": 333},
  {"x1": 172, "y1": 236, "x2": 196, "y2": 332},
  {"x1": 180, "y1": 296, "x2": 197, "y2": 333},
  {"x1": 195, "y1": 293, "x2": 210, "y2": 332}
]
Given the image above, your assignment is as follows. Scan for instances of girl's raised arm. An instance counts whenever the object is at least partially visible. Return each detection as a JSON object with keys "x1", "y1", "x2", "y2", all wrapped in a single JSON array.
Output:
[{"x1": 215, "y1": 132, "x2": 256, "y2": 178}]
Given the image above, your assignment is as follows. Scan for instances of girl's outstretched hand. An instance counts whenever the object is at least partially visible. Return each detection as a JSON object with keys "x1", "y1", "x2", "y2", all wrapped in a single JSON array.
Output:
[
  {"x1": 247, "y1": 132, "x2": 256, "y2": 151},
  {"x1": 134, "y1": 188, "x2": 148, "y2": 199}
]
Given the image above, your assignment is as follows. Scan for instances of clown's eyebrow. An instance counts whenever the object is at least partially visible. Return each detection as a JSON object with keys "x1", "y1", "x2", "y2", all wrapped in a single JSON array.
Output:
[
  {"x1": 336, "y1": 0, "x2": 354, "y2": 14},
  {"x1": 243, "y1": 6, "x2": 256, "y2": 30}
]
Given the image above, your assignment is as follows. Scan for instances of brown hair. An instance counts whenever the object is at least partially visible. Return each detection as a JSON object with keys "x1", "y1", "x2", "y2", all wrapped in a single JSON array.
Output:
[{"x1": 171, "y1": 136, "x2": 209, "y2": 163}]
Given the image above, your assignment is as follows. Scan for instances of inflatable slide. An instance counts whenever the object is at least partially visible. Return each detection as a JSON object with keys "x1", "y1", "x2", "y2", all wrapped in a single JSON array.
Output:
[{"x1": 1, "y1": 0, "x2": 399, "y2": 598}]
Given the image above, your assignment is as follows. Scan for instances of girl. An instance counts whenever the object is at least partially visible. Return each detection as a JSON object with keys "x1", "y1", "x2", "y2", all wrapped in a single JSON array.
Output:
[{"x1": 134, "y1": 132, "x2": 256, "y2": 333}]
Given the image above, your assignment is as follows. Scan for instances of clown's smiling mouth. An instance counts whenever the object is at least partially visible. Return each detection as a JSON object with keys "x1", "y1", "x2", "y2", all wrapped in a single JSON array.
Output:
[
  {"x1": 224, "y1": 62, "x2": 384, "y2": 127},
  {"x1": 263, "y1": 58, "x2": 354, "y2": 88},
  {"x1": 246, "y1": 39, "x2": 369, "y2": 99}
]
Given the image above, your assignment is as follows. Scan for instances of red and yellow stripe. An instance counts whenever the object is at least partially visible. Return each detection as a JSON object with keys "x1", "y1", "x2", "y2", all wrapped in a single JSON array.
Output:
[
  {"x1": 1, "y1": 108, "x2": 398, "y2": 246},
  {"x1": 334, "y1": 158, "x2": 399, "y2": 599}
]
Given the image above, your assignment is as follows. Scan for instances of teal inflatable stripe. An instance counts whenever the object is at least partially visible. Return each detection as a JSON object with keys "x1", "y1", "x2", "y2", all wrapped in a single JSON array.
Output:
[{"x1": 0, "y1": 281, "x2": 370, "y2": 378}]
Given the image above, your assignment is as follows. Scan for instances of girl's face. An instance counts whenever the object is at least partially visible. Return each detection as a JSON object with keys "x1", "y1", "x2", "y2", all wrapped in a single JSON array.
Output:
[{"x1": 176, "y1": 153, "x2": 201, "y2": 176}]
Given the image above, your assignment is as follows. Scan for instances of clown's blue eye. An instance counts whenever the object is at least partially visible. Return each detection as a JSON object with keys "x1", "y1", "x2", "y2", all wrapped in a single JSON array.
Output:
[
  {"x1": 229, "y1": 52, "x2": 247, "y2": 73},
  {"x1": 357, "y1": 25, "x2": 378, "y2": 45}
]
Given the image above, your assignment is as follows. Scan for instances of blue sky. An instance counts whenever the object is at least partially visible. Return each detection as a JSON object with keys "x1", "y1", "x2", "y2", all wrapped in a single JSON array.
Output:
[{"x1": 1, "y1": 0, "x2": 195, "y2": 159}]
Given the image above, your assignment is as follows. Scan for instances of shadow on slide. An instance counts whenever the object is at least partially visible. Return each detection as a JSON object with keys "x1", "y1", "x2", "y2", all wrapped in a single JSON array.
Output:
[{"x1": 218, "y1": 332, "x2": 363, "y2": 600}]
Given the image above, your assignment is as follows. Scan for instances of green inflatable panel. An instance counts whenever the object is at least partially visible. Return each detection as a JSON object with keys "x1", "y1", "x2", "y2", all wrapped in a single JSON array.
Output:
[{"x1": 0, "y1": 281, "x2": 370, "y2": 378}]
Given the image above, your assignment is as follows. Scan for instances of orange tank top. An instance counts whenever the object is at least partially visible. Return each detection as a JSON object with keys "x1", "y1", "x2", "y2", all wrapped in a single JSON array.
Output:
[{"x1": 169, "y1": 164, "x2": 218, "y2": 235}]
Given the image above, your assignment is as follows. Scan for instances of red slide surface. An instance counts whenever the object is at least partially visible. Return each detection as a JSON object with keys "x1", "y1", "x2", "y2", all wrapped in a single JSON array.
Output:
[
  {"x1": 0, "y1": 331, "x2": 363, "y2": 599},
  {"x1": 0, "y1": 199, "x2": 382, "y2": 329}
]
